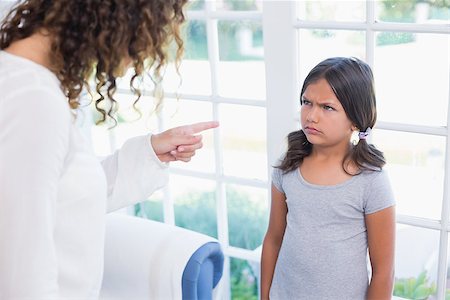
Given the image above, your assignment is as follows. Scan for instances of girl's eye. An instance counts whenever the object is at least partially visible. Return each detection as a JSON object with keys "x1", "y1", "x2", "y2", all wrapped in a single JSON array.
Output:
[
  {"x1": 302, "y1": 99, "x2": 312, "y2": 106},
  {"x1": 323, "y1": 105, "x2": 334, "y2": 111}
]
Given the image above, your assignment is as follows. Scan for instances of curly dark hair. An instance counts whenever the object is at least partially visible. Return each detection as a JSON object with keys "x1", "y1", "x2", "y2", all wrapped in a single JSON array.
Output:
[{"x1": 0, "y1": 0, "x2": 189, "y2": 124}]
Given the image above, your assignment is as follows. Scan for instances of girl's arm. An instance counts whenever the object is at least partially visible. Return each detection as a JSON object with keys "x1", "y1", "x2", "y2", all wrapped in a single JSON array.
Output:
[
  {"x1": 365, "y1": 206, "x2": 396, "y2": 300},
  {"x1": 260, "y1": 184, "x2": 288, "y2": 300}
]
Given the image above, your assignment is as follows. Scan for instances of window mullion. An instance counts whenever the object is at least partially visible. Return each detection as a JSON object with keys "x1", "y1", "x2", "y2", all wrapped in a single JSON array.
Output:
[
  {"x1": 205, "y1": 2, "x2": 231, "y2": 299},
  {"x1": 436, "y1": 71, "x2": 450, "y2": 300}
]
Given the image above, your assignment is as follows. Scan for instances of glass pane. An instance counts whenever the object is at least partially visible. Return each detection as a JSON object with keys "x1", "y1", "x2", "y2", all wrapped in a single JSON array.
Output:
[
  {"x1": 298, "y1": 29, "x2": 365, "y2": 83},
  {"x1": 226, "y1": 184, "x2": 269, "y2": 250},
  {"x1": 164, "y1": 20, "x2": 211, "y2": 95},
  {"x1": 218, "y1": 21, "x2": 263, "y2": 62},
  {"x1": 374, "y1": 32, "x2": 449, "y2": 126},
  {"x1": 116, "y1": 20, "x2": 210, "y2": 95},
  {"x1": 161, "y1": 98, "x2": 215, "y2": 173},
  {"x1": 116, "y1": 66, "x2": 156, "y2": 92},
  {"x1": 164, "y1": 61, "x2": 211, "y2": 96},
  {"x1": 184, "y1": 20, "x2": 209, "y2": 60},
  {"x1": 134, "y1": 190, "x2": 164, "y2": 222},
  {"x1": 170, "y1": 175, "x2": 217, "y2": 238},
  {"x1": 87, "y1": 92, "x2": 158, "y2": 155},
  {"x1": 393, "y1": 225, "x2": 439, "y2": 299},
  {"x1": 220, "y1": 104, "x2": 267, "y2": 181},
  {"x1": 230, "y1": 257, "x2": 259, "y2": 300},
  {"x1": 216, "y1": 0, "x2": 262, "y2": 11},
  {"x1": 186, "y1": 0, "x2": 204, "y2": 11},
  {"x1": 104, "y1": 93, "x2": 159, "y2": 150},
  {"x1": 376, "y1": 0, "x2": 450, "y2": 24},
  {"x1": 0, "y1": 1, "x2": 13, "y2": 20},
  {"x1": 297, "y1": 0, "x2": 365, "y2": 21},
  {"x1": 372, "y1": 130, "x2": 445, "y2": 220},
  {"x1": 218, "y1": 20, "x2": 265, "y2": 100}
]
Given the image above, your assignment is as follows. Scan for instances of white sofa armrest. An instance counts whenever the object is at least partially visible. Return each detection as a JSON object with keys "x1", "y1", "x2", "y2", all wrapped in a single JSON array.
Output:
[{"x1": 100, "y1": 213, "x2": 223, "y2": 300}]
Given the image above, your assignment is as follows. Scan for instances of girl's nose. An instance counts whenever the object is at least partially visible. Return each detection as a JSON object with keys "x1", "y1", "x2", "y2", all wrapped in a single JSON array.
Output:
[{"x1": 306, "y1": 106, "x2": 319, "y2": 123}]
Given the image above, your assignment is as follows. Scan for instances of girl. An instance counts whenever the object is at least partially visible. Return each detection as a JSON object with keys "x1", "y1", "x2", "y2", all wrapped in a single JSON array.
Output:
[
  {"x1": 261, "y1": 57, "x2": 395, "y2": 300},
  {"x1": 0, "y1": 0, "x2": 218, "y2": 299}
]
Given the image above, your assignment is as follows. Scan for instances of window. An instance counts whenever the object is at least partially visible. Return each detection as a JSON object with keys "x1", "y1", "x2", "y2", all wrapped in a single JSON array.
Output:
[{"x1": 99, "y1": 1, "x2": 268, "y2": 298}]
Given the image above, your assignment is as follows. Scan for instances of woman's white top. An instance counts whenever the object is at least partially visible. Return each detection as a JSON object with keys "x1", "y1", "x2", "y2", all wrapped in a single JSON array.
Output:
[{"x1": 0, "y1": 51, "x2": 169, "y2": 299}]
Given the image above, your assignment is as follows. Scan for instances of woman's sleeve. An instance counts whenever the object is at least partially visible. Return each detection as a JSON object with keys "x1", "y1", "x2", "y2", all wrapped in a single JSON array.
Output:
[
  {"x1": 0, "y1": 88, "x2": 70, "y2": 299},
  {"x1": 101, "y1": 134, "x2": 169, "y2": 212}
]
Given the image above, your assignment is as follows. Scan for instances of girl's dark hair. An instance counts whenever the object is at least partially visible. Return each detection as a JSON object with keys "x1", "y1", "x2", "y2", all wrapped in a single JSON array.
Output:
[
  {"x1": 0, "y1": 0, "x2": 188, "y2": 124},
  {"x1": 277, "y1": 57, "x2": 386, "y2": 174}
]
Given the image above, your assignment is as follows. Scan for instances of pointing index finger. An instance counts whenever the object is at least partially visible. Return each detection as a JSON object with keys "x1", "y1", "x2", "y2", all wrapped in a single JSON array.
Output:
[{"x1": 183, "y1": 121, "x2": 219, "y2": 134}]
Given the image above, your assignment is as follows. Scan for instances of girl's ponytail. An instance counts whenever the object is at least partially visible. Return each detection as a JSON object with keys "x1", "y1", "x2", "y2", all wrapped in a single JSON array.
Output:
[
  {"x1": 276, "y1": 130, "x2": 312, "y2": 174},
  {"x1": 346, "y1": 138, "x2": 386, "y2": 173}
]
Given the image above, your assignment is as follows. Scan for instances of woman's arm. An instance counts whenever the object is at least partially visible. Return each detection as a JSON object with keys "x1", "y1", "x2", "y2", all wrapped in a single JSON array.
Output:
[
  {"x1": 365, "y1": 206, "x2": 396, "y2": 300},
  {"x1": 260, "y1": 185, "x2": 288, "y2": 300},
  {"x1": 102, "y1": 121, "x2": 218, "y2": 212}
]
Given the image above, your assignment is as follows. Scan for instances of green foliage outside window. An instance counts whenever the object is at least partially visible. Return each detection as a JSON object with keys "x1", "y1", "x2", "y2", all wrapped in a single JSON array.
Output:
[
  {"x1": 135, "y1": 187, "x2": 267, "y2": 299},
  {"x1": 394, "y1": 271, "x2": 436, "y2": 299}
]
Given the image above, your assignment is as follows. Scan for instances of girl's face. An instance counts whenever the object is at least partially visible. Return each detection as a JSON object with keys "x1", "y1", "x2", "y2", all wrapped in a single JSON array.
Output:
[{"x1": 300, "y1": 78, "x2": 355, "y2": 149}]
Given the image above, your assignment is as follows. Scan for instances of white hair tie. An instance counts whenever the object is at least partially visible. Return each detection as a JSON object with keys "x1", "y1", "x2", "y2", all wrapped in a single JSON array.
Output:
[{"x1": 358, "y1": 127, "x2": 372, "y2": 140}]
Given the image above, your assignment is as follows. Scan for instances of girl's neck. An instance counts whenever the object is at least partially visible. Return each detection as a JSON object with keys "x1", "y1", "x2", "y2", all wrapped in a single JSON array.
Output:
[
  {"x1": 301, "y1": 143, "x2": 358, "y2": 185},
  {"x1": 4, "y1": 30, "x2": 53, "y2": 70},
  {"x1": 309, "y1": 142, "x2": 351, "y2": 162}
]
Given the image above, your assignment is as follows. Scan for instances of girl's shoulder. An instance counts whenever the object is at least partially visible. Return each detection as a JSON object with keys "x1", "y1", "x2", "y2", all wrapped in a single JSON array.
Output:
[{"x1": 356, "y1": 168, "x2": 392, "y2": 188}]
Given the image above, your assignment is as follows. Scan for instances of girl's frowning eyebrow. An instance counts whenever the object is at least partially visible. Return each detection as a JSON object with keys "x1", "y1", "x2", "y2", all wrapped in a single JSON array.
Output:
[{"x1": 301, "y1": 96, "x2": 339, "y2": 106}]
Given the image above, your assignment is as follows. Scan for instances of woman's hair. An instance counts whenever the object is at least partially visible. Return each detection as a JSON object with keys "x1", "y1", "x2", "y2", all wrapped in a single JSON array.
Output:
[
  {"x1": 277, "y1": 57, "x2": 386, "y2": 174},
  {"x1": 0, "y1": 0, "x2": 189, "y2": 124}
]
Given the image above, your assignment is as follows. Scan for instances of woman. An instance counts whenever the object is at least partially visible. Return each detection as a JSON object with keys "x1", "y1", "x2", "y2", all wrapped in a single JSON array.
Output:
[{"x1": 0, "y1": 0, "x2": 218, "y2": 298}]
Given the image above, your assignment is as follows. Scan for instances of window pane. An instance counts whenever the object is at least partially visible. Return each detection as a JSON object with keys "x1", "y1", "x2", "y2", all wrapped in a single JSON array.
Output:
[
  {"x1": 226, "y1": 184, "x2": 269, "y2": 250},
  {"x1": 170, "y1": 175, "x2": 218, "y2": 238},
  {"x1": 393, "y1": 225, "x2": 439, "y2": 299},
  {"x1": 221, "y1": 104, "x2": 267, "y2": 181},
  {"x1": 160, "y1": 98, "x2": 215, "y2": 173},
  {"x1": 186, "y1": 0, "x2": 204, "y2": 11},
  {"x1": 376, "y1": 1, "x2": 450, "y2": 24},
  {"x1": 372, "y1": 130, "x2": 445, "y2": 220},
  {"x1": 134, "y1": 190, "x2": 164, "y2": 222},
  {"x1": 0, "y1": 1, "x2": 13, "y2": 19},
  {"x1": 164, "y1": 60, "x2": 212, "y2": 95},
  {"x1": 88, "y1": 93, "x2": 158, "y2": 155},
  {"x1": 164, "y1": 20, "x2": 211, "y2": 95},
  {"x1": 184, "y1": 20, "x2": 209, "y2": 60},
  {"x1": 374, "y1": 32, "x2": 449, "y2": 126},
  {"x1": 104, "y1": 93, "x2": 159, "y2": 149},
  {"x1": 298, "y1": 29, "x2": 365, "y2": 83},
  {"x1": 297, "y1": 1, "x2": 365, "y2": 21},
  {"x1": 216, "y1": 0, "x2": 262, "y2": 11},
  {"x1": 218, "y1": 20, "x2": 265, "y2": 100},
  {"x1": 230, "y1": 257, "x2": 259, "y2": 300}
]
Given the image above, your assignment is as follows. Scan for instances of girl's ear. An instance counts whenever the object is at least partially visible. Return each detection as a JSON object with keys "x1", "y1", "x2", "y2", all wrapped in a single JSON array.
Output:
[{"x1": 351, "y1": 125, "x2": 358, "y2": 131}]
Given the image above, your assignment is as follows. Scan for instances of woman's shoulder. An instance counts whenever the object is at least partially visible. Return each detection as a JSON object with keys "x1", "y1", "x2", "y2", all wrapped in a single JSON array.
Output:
[{"x1": 0, "y1": 51, "x2": 61, "y2": 95}]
